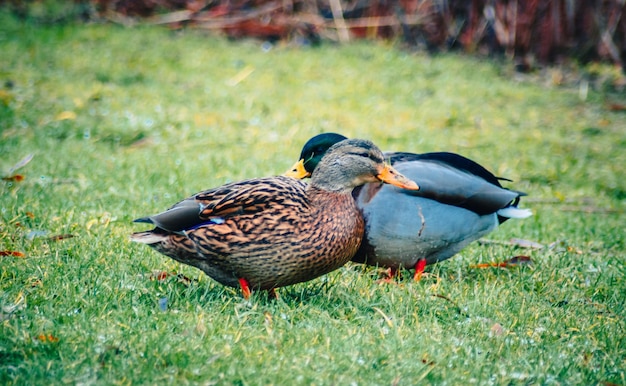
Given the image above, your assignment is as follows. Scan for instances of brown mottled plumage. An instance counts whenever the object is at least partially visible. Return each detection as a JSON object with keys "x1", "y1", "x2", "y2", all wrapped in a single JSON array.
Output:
[{"x1": 131, "y1": 139, "x2": 419, "y2": 298}]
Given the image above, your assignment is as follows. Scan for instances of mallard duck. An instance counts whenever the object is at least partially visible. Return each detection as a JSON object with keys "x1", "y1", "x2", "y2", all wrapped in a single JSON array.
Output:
[
  {"x1": 285, "y1": 133, "x2": 532, "y2": 280},
  {"x1": 131, "y1": 139, "x2": 419, "y2": 298}
]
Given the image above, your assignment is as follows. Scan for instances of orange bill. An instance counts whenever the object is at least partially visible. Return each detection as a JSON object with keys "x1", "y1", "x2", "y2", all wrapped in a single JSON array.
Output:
[
  {"x1": 377, "y1": 164, "x2": 419, "y2": 190},
  {"x1": 284, "y1": 159, "x2": 310, "y2": 179}
]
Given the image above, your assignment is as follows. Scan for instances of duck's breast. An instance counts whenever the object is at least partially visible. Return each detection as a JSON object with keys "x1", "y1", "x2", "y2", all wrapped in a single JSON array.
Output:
[{"x1": 354, "y1": 174, "x2": 499, "y2": 268}]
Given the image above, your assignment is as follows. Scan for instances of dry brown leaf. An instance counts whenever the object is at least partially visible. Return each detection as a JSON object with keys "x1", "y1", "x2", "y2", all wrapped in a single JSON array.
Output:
[
  {"x1": 150, "y1": 271, "x2": 171, "y2": 281},
  {"x1": 37, "y1": 334, "x2": 59, "y2": 343},
  {"x1": 29, "y1": 278, "x2": 43, "y2": 288},
  {"x1": 490, "y1": 322, "x2": 505, "y2": 336},
  {"x1": 608, "y1": 103, "x2": 626, "y2": 111},
  {"x1": 48, "y1": 234, "x2": 75, "y2": 241},
  {"x1": 149, "y1": 270, "x2": 193, "y2": 285},
  {"x1": 0, "y1": 250, "x2": 25, "y2": 257},
  {"x1": 2, "y1": 174, "x2": 24, "y2": 182},
  {"x1": 471, "y1": 255, "x2": 533, "y2": 269}
]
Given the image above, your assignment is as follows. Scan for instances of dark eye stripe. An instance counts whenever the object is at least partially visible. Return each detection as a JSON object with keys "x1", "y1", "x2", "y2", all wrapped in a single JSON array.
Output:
[
  {"x1": 346, "y1": 151, "x2": 369, "y2": 158},
  {"x1": 370, "y1": 154, "x2": 384, "y2": 163},
  {"x1": 345, "y1": 150, "x2": 383, "y2": 163}
]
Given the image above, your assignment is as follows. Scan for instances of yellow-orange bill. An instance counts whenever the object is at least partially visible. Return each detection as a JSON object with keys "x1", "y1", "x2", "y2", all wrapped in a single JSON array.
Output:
[
  {"x1": 284, "y1": 159, "x2": 310, "y2": 179},
  {"x1": 377, "y1": 165, "x2": 419, "y2": 190}
]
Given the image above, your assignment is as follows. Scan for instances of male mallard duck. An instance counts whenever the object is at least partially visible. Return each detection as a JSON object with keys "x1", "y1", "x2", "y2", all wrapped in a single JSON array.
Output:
[
  {"x1": 285, "y1": 133, "x2": 532, "y2": 280},
  {"x1": 131, "y1": 139, "x2": 419, "y2": 298}
]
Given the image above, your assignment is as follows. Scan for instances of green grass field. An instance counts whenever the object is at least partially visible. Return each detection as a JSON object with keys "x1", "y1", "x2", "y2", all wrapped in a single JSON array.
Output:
[{"x1": 1, "y1": 10, "x2": 625, "y2": 385}]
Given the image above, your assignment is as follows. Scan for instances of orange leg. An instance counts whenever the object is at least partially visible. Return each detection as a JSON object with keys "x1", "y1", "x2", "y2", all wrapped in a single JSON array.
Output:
[
  {"x1": 268, "y1": 288, "x2": 278, "y2": 299},
  {"x1": 413, "y1": 259, "x2": 427, "y2": 281},
  {"x1": 238, "y1": 278, "x2": 251, "y2": 299}
]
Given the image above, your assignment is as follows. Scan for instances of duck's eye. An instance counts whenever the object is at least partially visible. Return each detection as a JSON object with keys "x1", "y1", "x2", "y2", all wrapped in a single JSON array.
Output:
[
  {"x1": 368, "y1": 153, "x2": 384, "y2": 163},
  {"x1": 348, "y1": 150, "x2": 379, "y2": 162}
]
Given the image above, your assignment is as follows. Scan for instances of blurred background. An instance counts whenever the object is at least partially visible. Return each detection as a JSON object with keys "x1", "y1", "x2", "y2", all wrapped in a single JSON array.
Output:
[{"x1": 3, "y1": 0, "x2": 626, "y2": 73}]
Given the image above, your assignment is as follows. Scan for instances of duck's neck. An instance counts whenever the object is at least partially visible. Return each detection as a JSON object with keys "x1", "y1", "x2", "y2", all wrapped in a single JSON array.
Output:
[
  {"x1": 308, "y1": 176, "x2": 357, "y2": 194},
  {"x1": 306, "y1": 185, "x2": 364, "y2": 243},
  {"x1": 306, "y1": 185, "x2": 357, "y2": 209}
]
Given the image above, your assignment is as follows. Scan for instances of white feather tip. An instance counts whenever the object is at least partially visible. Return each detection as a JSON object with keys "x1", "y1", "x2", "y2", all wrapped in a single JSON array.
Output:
[{"x1": 497, "y1": 207, "x2": 533, "y2": 219}]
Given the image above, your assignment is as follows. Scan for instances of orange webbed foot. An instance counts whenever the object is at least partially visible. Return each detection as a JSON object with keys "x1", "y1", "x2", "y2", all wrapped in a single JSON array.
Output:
[
  {"x1": 238, "y1": 278, "x2": 251, "y2": 299},
  {"x1": 413, "y1": 259, "x2": 427, "y2": 281}
]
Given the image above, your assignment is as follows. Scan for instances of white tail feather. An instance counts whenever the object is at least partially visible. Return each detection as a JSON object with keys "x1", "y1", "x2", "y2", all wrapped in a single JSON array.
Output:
[
  {"x1": 130, "y1": 232, "x2": 168, "y2": 244},
  {"x1": 497, "y1": 207, "x2": 533, "y2": 219}
]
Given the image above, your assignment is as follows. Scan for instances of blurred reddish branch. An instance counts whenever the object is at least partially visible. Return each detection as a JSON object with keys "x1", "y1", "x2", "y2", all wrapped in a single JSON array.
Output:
[{"x1": 7, "y1": 0, "x2": 626, "y2": 71}]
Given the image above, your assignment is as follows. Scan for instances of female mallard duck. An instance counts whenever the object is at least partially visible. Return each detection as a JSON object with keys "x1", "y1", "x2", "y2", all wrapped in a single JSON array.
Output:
[
  {"x1": 131, "y1": 139, "x2": 419, "y2": 298},
  {"x1": 285, "y1": 133, "x2": 532, "y2": 280}
]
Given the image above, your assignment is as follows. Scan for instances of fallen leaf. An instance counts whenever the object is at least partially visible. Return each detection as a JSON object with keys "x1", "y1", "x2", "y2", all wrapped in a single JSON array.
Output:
[
  {"x1": 86, "y1": 212, "x2": 114, "y2": 230},
  {"x1": 608, "y1": 103, "x2": 626, "y2": 111},
  {"x1": 420, "y1": 354, "x2": 435, "y2": 366},
  {"x1": 470, "y1": 255, "x2": 533, "y2": 269},
  {"x1": 0, "y1": 89, "x2": 13, "y2": 105},
  {"x1": 48, "y1": 234, "x2": 75, "y2": 241},
  {"x1": 37, "y1": 334, "x2": 59, "y2": 343},
  {"x1": 567, "y1": 246, "x2": 583, "y2": 254},
  {"x1": 227, "y1": 65, "x2": 255, "y2": 86},
  {"x1": 2, "y1": 174, "x2": 25, "y2": 182},
  {"x1": 55, "y1": 111, "x2": 77, "y2": 121},
  {"x1": 150, "y1": 271, "x2": 171, "y2": 281},
  {"x1": 128, "y1": 137, "x2": 153, "y2": 148},
  {"x1": 471, "y1": 263, "x2": 502, "y2": 268},
  {"x1": 85, "y1": 219, "x2": 98, "y2": 230},
  {"x1": 149, "y1": 271, "x2": 193, "y2": 285},
  {"x1": 176, "y1": 273, "x2": 193, "y2": 285},
  {"x1": 29, "y1": 278, "x2": 43, "y2": 288},
  {"x1": 507, "y1": 255, "x2": 534, "y2": 265},
  {"x1": 490, "y1": 322, "x2": 505, "y2": 336},
  {"x1": 0, "y1": 250, "x2": 25, "y2": 257}
]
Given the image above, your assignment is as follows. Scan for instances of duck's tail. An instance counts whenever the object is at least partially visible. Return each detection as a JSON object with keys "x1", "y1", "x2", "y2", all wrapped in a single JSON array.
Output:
[
  {"x1": 130, "y1": 230, "x2": 169, "y2": 244},
  {"x1": 497, "y1": 193, "x2": 532, "y2": 222},
  {"x1": 497, "y1": 206, "x2": 533, "y2": 219}
]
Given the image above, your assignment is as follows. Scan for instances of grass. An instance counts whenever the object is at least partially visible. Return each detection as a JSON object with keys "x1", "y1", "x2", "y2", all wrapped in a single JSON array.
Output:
[{"x1": 1, "y1": 10, "x2": 625, "y2": 385}]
